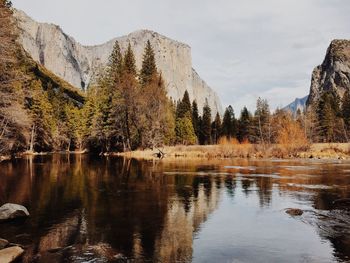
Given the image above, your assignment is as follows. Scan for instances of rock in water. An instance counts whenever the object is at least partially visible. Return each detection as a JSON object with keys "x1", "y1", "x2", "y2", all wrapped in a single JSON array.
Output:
[
  {"x1": 0, "y1": 246, "x2": 24, "y2": 262},
  {"x1": 333, "y1": 198, "x2": 350, "y2": 208},
  {"x1": 0, "y1": 203, "x2": 30, "y2": 221},
  {"x1": 286, "y1": 208, "x2": 303, "y2": 216},
  {"x1": 0, "y1": 238, "x2": 9, "y2": 249},
  {"x1": 13, "y1": 9, "x2": 223, "y2": 115},
  {"x1": 307, "y1": 39, "x2": 350, "y2": 106}
]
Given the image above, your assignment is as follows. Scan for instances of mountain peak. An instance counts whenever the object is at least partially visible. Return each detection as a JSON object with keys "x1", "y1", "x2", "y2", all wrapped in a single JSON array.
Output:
[
  {"x1": 307, "y1": 39, "x2": 350, "y2": 106},
  {"x1": 283, "y1": 95, "x2": 308, "y2": 114},
  {"x1": 13, "y1": 9, "x2": 222, "y2": 114}
]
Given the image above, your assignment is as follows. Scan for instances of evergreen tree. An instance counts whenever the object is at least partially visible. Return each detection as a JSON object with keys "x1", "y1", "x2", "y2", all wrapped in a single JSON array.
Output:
[
  {"x1": 238, "y1": 106, "x2": 251, "y2": 142},
  {"x1": 175, "y1": 116, "x2": 196, "y2": 145},
  {"x1": 200, "y1": 103, "x2": 212, "y2": 145},
  {"x1": 118, "y1": 44, "x2": 139, "y2": 149},
  {"x1": 90, "y1": 76, "x2": 115, "y2": 152},
  {"x1": 123, "y1": 42, "x2": 137, "y2": 75},
  {"x1": 211, "y1": 112, "x2": 222, "y2": 144},
  {"x1": 140, "y1": 40, "x2": 157, "y2": 86},
  {"x1": 192, "y1": 100, "x2": 200, "y2": 138},
  {"x1": 342, "y1": 89, "x2": 350, "y2": 132},
  {"x1": 29, "y1": 80, "x2": 56, "y2": 151},
  {"x1": 317, "y1": 91, "x2": 341, "y2": 142},
  {"x1": 107, "y1": 40, "x2": 123, "y2": 85},
  {"x1": 176, "y1": 90, "x2": 192, "y2": 119},
  {"x1": 65, "y1": 104, "x2": 85, "y2": 151},
  {"x1": 221, "y1": 105, "x2": 237, "y2": 139}
]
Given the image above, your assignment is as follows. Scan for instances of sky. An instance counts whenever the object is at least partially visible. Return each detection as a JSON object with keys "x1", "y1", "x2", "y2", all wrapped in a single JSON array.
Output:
[{"x1": 11, "y1": 0, "x2": 350, "y2": 113}]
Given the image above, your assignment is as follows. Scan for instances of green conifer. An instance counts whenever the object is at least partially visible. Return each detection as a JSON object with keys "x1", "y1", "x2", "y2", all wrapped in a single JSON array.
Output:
[
  {"x1": 342, "y1": 89, "x2": 350, "y2": 131},
  {"x1": 176, "y1": 90, "x2": 192, "y2": 119},
  {"x1": 221, "y1": 105, "x2": 237, "y2": 139},
  {"x1": 211, "y1": 112, "x2": 222, "y2": 144},
  {"x1": 192, "y1": 100, "x2": 200, "y2": 137},
  {"x1": 200, "y1": 102, "x2": 212, "y2": 145},
  {"x1": 140, "y1": 40, "x2": 157, "y2": 86},
  {"x1": 238, "y1": 106, "x2": 251, "y2": 142},
  {"x1": 123, "y1": 42, "x2": 137, "y2": 75}
]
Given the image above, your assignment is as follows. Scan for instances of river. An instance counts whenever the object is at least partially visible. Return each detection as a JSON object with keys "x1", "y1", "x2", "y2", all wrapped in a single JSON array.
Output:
[{"x1": 0, "y1": 155, "x2": 349, "y2": 262}]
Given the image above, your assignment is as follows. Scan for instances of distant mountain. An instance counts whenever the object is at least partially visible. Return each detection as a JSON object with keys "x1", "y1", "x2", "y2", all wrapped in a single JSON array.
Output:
[
  {"x1": 307, "y1": 39, "x2": 350, "y2": 106},
  {"x1": 13, "y1": 9, "x2": 223, "y2": 114},
  {"x1": 283, "y1": 96, "x2": 308, "y2": 115}
]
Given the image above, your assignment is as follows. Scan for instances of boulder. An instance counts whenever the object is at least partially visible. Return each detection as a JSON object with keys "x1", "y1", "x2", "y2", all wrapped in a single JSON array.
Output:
[
  {"x1": 0, "y1": 203, "x2": 30, "y2": 222},
  {"x1": 0, "y1": 238, "x2": 9, "y2": 249},
  {"x1": 286, "y1": 208, "x2": 303, "y2": 216},
  {"x1": 0, "y1": 246, "x2": 24, "y2": 262}
]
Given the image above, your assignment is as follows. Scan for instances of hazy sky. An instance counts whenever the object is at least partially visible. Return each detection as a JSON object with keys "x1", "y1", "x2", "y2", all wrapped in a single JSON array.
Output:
[{"x1": 12, "y1": 0, "x2": 350, "y2": 113}]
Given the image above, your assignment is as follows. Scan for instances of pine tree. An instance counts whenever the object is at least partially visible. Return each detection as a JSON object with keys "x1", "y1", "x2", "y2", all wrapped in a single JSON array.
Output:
[
  {"x1": 238, "y1": 106, "x2": 251, "y2": 142},
  {"x1": 29, "y1": 80, "x2": 56, "y2": 151},
  {"x1": 175, "y1": 116, "x2": 196, "y2": 145},
  {"x1": 107, "y1": 40, "x2": 123, "y2": 85},
  {"x1": 176, "y1": 90, "x2": 192, "y2": 119},
  {"x1": 211, "y1": 112, "x2": 222, "y2": 144},
  {"x1": 221, "y1": 105, "x2": 237, "y2": 139},
  {"x1": 317, "y1": 91, "x2": 341, "y2": 142},
  {"x1": 342, "y1": 89, "x2": 350, "y2": 132},
  {"x1": 192, "y1": 100, "x2": 200, "y2": 138},
  {"x1": 200, "y1": 103, "x2": 212, "y2": 145},
  {"x1": 123, "y1": 42, "x2": 137, "y2": 75},
  {"x1": 140, "y1": 40, "x2": 157, "y2": 86}
]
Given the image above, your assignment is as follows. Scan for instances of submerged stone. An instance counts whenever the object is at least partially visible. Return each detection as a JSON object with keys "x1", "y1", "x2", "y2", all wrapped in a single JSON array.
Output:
[
  {"x1": 333, "y1": 198, "x2": 350, "y2": 208},
  {"x1": 286, "y1": 208, "x2": 303, "y2": 216}
]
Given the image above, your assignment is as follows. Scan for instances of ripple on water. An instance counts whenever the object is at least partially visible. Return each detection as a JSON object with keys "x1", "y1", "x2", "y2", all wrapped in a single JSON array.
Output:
[
  {"x1": 278, "y1": 165, "x2": 317, "y2": 171},
  {"x1": 286, "y1": 183, "x2": 335, "y2": 190}
]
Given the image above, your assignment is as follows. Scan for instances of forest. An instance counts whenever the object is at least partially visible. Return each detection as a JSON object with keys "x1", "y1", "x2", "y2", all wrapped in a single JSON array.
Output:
[{"x1": 1, "y1": 0, "x2": 350, "y2": 158}]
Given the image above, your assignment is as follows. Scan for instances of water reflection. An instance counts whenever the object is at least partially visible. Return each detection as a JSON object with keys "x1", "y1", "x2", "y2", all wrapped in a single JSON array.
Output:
[{"x1": 0, "y1": 156, "x2": 349, "y2": 262}]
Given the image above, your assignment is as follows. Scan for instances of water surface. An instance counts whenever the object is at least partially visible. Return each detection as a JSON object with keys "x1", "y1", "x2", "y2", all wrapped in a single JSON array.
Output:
[{"x1": 0, "y1": 155, "x2": 350, "y2": 262}]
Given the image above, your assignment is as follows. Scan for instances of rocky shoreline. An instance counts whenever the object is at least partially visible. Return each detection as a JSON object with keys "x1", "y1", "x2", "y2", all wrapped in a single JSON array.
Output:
[{"x1": 0, "y1": 203, "x2": 30, "y2": 262}]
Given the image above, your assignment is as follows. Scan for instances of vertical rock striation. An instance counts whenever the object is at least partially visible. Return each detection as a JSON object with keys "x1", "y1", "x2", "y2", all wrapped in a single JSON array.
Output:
[{"x1": 14, "y1": 9, "x2": 223, "y2": 114}]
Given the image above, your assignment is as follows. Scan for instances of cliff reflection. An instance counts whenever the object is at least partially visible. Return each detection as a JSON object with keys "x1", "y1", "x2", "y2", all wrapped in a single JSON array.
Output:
[
  {"x1": 0, "y1": 157, "x2": 350, "y2": 262},
  {"x1": 0, "y1": 155, "x2": 223, "y2": 262}
]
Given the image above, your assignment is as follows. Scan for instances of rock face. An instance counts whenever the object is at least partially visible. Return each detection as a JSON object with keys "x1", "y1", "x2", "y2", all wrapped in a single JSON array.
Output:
[
  {"x1": 283, "y1": 95, "x2": 308, "y2": 115},
  {"x1": 14, "y1": 9, "x2": 223, "y2": 114},
  {"x1": 0, "y1": 203, "x2": 30, "y2": 221},
  {"x1": 307, "y1": 40, "x2": 350, "y2": 106}
]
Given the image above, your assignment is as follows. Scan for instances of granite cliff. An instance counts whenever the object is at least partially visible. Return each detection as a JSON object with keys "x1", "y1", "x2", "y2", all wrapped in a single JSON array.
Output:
[
  {"x1": 307, "y1": 39, "x2": 350, "y2": 106},
  {"x1": 14, "y1": 9, "x2": 222, "y2": 114}
]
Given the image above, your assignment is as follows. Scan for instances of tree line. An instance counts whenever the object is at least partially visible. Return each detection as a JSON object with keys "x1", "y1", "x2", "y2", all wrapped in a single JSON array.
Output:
[{"x1": 1, "y1": 0, "x2": 350, "y2": 157}]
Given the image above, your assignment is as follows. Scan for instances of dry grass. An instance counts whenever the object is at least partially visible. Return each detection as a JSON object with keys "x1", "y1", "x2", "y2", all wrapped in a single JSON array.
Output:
[
  {"x1": 114, "y1": 143, "x2": 350, "y2": 160},
  {"x1": 298, "y1": 143, "x2": 350, "y2": 159}
]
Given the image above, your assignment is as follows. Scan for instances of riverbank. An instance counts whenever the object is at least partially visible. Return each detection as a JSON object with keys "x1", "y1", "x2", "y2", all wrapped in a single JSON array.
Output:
[
  {"x1": 1, "y1": 143, "x2": 349, "y2": 163},
  {"x1": 114, "y1": 143, "x2": 350, "y2": 160}
]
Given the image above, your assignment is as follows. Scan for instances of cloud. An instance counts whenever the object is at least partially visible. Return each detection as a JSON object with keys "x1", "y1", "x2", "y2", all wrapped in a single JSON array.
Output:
[{"x1": 11, "y1": 0, "x2": 350, "y2": 113}]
